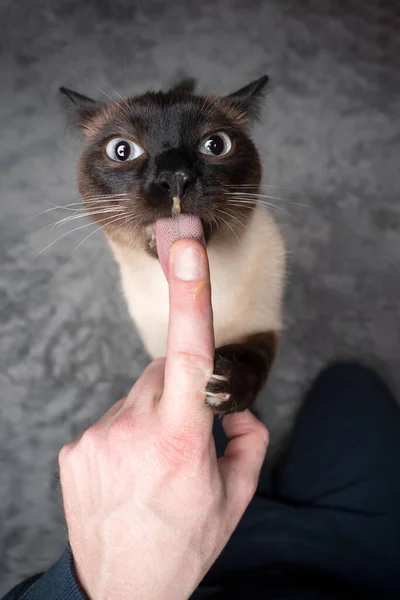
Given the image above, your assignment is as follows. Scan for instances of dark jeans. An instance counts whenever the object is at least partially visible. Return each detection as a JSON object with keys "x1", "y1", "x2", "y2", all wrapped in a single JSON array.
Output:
[{"x1": 197, "y1": 363, "x2": 400, "y2": 599}]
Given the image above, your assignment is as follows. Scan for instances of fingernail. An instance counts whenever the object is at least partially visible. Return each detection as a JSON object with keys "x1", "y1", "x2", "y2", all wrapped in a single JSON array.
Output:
[{"x1": 173, "y1": 245, "x2": 202, "y2": 281}]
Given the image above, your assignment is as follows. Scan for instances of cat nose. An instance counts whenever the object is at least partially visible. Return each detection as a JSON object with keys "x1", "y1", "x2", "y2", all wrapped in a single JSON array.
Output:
[{"x1": 157, "y1": 170, "x2": 193, "y2": 199}]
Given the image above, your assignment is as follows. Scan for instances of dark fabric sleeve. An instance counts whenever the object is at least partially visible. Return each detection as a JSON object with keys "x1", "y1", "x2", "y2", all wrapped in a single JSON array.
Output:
[{"x1": 2, "y1": 546, "x2": 87, "y2": 600}]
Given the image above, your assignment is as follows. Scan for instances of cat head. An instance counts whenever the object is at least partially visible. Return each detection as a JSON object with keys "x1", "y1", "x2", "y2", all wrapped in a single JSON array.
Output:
[{"x1": 59, "y1": 75, "x2": 269, "y2": 256}]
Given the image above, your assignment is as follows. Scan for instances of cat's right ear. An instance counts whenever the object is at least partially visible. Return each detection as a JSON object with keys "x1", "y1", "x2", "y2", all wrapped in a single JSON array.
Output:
[{"x1": 58, "y1": 87, "x2": 104, "y2": 131}]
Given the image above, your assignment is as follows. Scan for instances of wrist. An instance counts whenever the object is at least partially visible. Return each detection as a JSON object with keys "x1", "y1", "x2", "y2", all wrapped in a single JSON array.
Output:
[{"x1": 71, "y1": 541, "x2": 209, "y2": 600}]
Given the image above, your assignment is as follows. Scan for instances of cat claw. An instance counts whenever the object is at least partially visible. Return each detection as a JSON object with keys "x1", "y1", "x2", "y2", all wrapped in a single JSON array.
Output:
[
  {"x1": 208, "y1": 373, "x2": 229, "y2": 383},
  {"x1": 202, "y1": 390, "x2": 231, "y2": 407},
  {"x1": 204, "y1": 373, "x2": 231, "y2": 408}
]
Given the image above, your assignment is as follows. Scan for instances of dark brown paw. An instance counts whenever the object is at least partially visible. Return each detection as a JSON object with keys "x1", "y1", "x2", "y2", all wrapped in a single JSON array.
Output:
[{"x1": 204, "y1": 345, "x2": 264, "y2": 415}]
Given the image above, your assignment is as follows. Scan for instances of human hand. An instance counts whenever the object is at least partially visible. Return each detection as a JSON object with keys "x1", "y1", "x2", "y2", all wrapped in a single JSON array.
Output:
[{"x1": 59, "y1": 240, "x2": 269, "y2": 600}]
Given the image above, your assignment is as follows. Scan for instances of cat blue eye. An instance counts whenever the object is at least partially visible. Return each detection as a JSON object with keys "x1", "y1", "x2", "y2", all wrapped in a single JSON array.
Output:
[
  {"x1": 199, "y1": 132, "x2": 232, "y2": 157},
  {"x1": 105, "y1": 138, "x2": 144, "y2": 162}
]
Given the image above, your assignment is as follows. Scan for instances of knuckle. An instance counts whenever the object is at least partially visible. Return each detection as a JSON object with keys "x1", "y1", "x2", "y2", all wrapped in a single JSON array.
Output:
[
  {"x1": 58, "y1": 443, "x2": 71, "y2": 467},
  {"x1": 152, "y1": 357, "x2": 166, "y2": 367},
  {"x1": 237, "y1": 475, "x2": 258, "y2": 507},
  {"x1": 107, "y1": 411, "x2": 136, "y2": 444},
  {"x1": 79, "y1": 427, "x2": 99, "y2": 452},
  {"x1": 257, "y1": 422, "x2": 270, "y2": 447},
  {"x1": 173, "y1": 350, "x2": 213, "y2": 379},
  {"x1": 145, "y1": 357, "x2": 166, "y2": 375},
  {"x1": 158, "y1": 427, "x2": 203, "y2": 469}
]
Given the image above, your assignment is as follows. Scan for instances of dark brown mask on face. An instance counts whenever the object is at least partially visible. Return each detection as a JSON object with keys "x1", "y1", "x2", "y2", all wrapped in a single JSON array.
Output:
[{"x1": 59, "y1": 75, "x2": 268, "y2": 256}]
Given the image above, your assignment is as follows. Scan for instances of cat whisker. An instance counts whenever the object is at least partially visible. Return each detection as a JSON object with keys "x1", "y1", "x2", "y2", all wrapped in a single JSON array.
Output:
[
  {"x1": 207, "y1": 212, "x2": 219, "y2": 232},
  {"x1": 229, "y1": 202, "x2": 283, "y2": 215},
  {"x1": 71, "y1": 226, "x2": 102, "y2": 253},
  {"x1": 200, "y1": 95, "x2": 220, "y2": 119},
  {"x1": 49, "y1": 207, "x2": 125, "y2": 230},
  {"x1": 226, "y1": 191, "x2": 289, "y2": 202},
  {"x1": 110, "y1": 87, "x2": 131, "y2": 113},
  {"x1": 95, "y1": 87, "x2": 130, "y2": 119},
  {"x1": 118, "y1": 213, "x2": 143, "y2": 236},
  {"x1": 39, "y1": 203, "x2": 85, "y2": 214},
  {"x1": 224, "y1": 198, "x2": 255, "y2": 204},
  {"x1": 72, "y1": 212, "x2": 130, "y2": 253},
  {"x1": 82, "y1": 198, "x2": 129, "y2": 206},
  {"x1": 34, "y1": 194, "x2": 129, "y2": 218},
  {"x1": 73, "y1": 194, "x2": 129, "y2": 204},
  {"x1": 215, "y1": 212, "x2": 240, "y2": 243},
  {"x1": 214, "y1": 207, "x2": 246, "y2": 230},
  {"x1": 224, "y1": 201, "x2": 255, "y2": 209},
  {"x1": 67, "y1": 68, "x2": 130, "y2": 119},
  {"x1": 225, "y1": 190, "x2": 312, "y2": 209},
  {"x1": 29, "y1": 202, "x2": 86, "y2": 221},
  {"x1": 84, "y1": 193, "x2": 129, "y2": 199},
  {"x1": 35, "y1": 213, "x2": 118, "y2": 258},
  {"x1": 231, "y1": 196, "x2": 311, "y2": 210},
  {"x1": 83, "y1": 193, "x2": 130, "y2": 203},
  {"x1": 226, "y1": 197, "x2": 284, "y2": 214},
  {"x1": 224, "y1": 184, "x2": 286, "y2": 190}
]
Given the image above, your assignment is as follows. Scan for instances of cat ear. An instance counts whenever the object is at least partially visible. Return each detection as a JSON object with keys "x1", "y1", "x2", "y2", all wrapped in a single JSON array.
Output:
[
  {"x1": 227, "y1": 75, "x2": 269, "y2": 122},
  {"x1": 58, "y1": 87, "x2": 104, "y2": 131}
]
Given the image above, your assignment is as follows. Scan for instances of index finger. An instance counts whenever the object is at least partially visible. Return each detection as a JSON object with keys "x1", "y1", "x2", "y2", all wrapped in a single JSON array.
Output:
[{"x1": 160, "y1": 239, "x2": 215, "y2": 426}]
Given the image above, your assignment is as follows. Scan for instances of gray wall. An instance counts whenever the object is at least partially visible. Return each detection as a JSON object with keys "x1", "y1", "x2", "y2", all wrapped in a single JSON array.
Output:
[{"x1": 0, "y1": 0, "x2": 399, "y2": 592}]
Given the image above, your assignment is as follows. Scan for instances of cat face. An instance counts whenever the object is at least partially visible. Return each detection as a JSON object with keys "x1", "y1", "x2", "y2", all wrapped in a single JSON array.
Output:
[{"x1": 60, "y1": 76, "x2": 268, "y2": 255}]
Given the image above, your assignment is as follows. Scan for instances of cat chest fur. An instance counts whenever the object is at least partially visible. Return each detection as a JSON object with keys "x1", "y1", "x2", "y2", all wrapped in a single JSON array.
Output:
[{"x1": 109, "y1": 205, "x2": 285, "y2": 359}]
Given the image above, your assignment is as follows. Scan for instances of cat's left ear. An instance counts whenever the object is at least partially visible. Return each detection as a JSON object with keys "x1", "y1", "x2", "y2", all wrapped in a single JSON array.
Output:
[
  {"x1": 58, "y1": 87, "x2": 104, "y2": 131},
  {"x1": 227, "y1": 75, "x2": 269, "y2": 122}
]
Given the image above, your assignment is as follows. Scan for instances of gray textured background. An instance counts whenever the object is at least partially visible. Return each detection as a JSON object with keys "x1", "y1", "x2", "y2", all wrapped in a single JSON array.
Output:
[{"x1": 1, "y1": 0, "x2": 399, "y2": 591}]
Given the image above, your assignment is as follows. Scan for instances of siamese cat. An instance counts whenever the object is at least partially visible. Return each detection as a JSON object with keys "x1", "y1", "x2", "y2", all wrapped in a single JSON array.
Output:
[{"x1": 59, "y1": 76, "x2": 285, "y2": 415}]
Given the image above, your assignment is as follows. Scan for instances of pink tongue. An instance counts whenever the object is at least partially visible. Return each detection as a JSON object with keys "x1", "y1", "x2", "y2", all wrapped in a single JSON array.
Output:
[{"x1": 155, "y1": 214, "x2": 205, "y2": 280}]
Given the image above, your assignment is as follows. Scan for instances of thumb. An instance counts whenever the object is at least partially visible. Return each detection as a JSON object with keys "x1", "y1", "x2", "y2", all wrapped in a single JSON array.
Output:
[{"x1": 219, "y1": 411, "x2": 269, "y2": 510}]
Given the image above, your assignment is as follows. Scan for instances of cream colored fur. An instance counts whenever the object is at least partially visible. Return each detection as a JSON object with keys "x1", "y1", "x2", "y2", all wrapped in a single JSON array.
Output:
[{"x1": 109, "y1": 204, "x2": 285, "y2": 358}]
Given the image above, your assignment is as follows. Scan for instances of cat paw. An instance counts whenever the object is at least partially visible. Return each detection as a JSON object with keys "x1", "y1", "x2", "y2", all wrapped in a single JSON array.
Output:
[{"x1": 204, "y1": 348, "x2": 260, "y2": 415}]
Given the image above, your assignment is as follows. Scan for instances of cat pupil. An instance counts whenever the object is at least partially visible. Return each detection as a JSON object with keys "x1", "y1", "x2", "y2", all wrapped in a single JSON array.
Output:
[
  {"x1": 116, "y1": 141, "x2": 130, "y2": 160},
  {"x1": 206, "y1": 135, "x2": 224, "y2": 155}
]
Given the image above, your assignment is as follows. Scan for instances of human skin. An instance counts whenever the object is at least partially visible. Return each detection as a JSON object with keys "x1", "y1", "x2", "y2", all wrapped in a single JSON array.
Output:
[{"x1": 59, "y1": 239, "x2": 269, "y2": 600}]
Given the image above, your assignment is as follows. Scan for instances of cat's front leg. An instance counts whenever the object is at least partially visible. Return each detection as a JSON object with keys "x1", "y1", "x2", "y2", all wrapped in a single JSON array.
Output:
[{"x1": 204, "y1": 331, "x2": 278, "y2": 415}]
